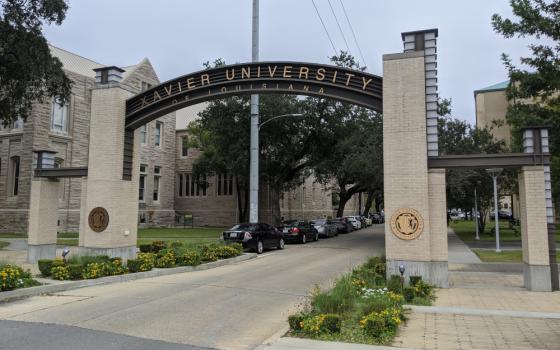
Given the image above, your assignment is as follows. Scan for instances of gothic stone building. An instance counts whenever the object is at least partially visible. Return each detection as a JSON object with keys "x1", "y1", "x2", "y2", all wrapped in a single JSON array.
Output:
[{"x1": 0, "y1": 46, "x2": 360, "y2": 233}]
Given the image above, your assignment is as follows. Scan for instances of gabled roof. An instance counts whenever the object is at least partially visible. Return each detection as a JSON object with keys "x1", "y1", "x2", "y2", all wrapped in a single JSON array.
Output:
[
  {"x1": 474, "y1": 80, "x2": 509, "y2": 95},
  {"x1": 49, "y1": 45, "x2": 104, "y2": 78},
  {"x1": 49, "y1": 44, "x2": 141, "y2": 80}
]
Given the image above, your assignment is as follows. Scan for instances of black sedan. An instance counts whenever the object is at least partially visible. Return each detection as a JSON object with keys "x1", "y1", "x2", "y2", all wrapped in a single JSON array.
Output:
[
  {"x1": 280, "y1": 220, "x2": 319, "y2": 244},
  {"x1": 222, "y1": 223, "x2": 284, "y2": 254}
]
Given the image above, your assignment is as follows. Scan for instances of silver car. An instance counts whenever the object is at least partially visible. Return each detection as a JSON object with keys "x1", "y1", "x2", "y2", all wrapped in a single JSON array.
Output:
[{"x1": 311, "y1": 219, "x2": 338, "y2": 238}]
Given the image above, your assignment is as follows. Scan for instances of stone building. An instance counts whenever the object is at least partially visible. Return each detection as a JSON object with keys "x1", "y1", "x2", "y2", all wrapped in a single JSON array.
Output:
[{"x1": 0, "y1": 45, "x2": 176, "y2": 233}]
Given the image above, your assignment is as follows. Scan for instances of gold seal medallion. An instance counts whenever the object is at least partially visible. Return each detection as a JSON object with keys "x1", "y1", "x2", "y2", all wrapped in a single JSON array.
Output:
[
  {"x1": 390, "y1": 208, "x2": 424, "y2": 240},
  {"x1": 88, "y1": 207, "x2": 109, "y2": 233}
]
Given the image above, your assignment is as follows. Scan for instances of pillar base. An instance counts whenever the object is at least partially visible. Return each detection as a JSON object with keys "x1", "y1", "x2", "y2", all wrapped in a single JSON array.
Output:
[
  {"x1": 27, "y1": 244, "x2": 57, "y2": 263},
  {"x1": 523, "y1": 263, "x2": 552, "y2": 292},
  {"x1": 76, "y1": 246, "x2": 137, "y2": 261},
  {"x1": 387, "y1": 260, "x2": 449, "y2": 288}
]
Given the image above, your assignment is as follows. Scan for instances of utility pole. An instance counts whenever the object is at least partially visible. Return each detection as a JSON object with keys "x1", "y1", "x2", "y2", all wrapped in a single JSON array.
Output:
[{"x1": 249, "y1": 0, "x2": 260, "y2": 223}]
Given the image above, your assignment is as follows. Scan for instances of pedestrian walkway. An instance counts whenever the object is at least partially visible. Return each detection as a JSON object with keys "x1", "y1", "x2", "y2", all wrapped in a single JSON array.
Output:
[{"x1": 447, "y1": 228, "x2": 481, "y2": 264}]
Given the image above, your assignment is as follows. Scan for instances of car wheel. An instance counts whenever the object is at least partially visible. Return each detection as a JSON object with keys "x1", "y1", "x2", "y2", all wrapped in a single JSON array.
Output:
[
  {"x1": 256, "y1": 240, "x2": 264, "y2": 254},
  {"x1": 314, "y1": 233, "x2": 319, "y2": 241},
  {"x1": 277, "y1": 238, "x2": 285, "y2": 250},
  {"x1": 301, "y1": 234, "x2": 307, "y2": 244}
]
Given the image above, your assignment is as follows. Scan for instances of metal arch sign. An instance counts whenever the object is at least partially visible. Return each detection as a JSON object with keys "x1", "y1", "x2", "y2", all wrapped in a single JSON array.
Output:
[{"x1": 125, "y1": 61, "x2": 383, "y2": 130}]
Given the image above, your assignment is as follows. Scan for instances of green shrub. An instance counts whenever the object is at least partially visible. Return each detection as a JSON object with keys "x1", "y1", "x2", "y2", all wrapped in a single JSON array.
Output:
[
  {"x1": 155, "y1": 250, "x2": 176, "y2": 268},
  {"x1": 201, "y1": 246, "x2": 218, "y2": 262},
  {"x1": 288, "y1": 314, "x2": 305, "y2": 331},
  {"x1": 38, "y1": 259, "x2": 54, "y2": 276},
  {"x1": 82, "y1": 262, "x2": 106, "y2": 279},
  {"x1": 151, "y1": 240, "x2": 166, "y2": 253},
  {"x1": 403, "y1": 287, "x2": 415, "y2": 303},
  {"x1": 409, "y1": 276, "x2": 422, "y2": 286},
  {"x1": 312, "y1": 275, "x2": 357, "y2": 314},
  {"x1": 179, "y1": 250, "x2": 201, "y2": 266},
  {"x1": 228, "y1": 242, "x2": 244, "y2": 255},
  {"x1": 0, "y1": 264, "x2": 28, "y2": 290},
  {"x1": 321, "y1": 314, "x2": 342, "y2": 333},
  {"x1": 214, "y1": 245, "x2": 239, "y2": 259},
  {"x1": 126, "y1": 259, "x2": 141, "y2": 273},
  {"x1": 360, "y1": 306, "x2": 403, "y2": 340},
  {"x1": 67, "y1": 264, "x2": 83, "y2": 280},
  {"x1": 105, "y1": 258, "x2": 127, "y2": 275},
  {"x1": 301, "y1": 314, "x2": 341, "y2": 335},
  {"x1": 137, "y1": 252, "x2": 156, "y2": 271},
  {"x1": 139, "y1": 244, "x2": 152, "y2": 253},
  {"x1": 168, "y1": 241, "x2": 183, "y2": 249},
  {"x1": 387, "y1": 275, "x2": 402, "y2": 293},
  {"x1": 51, "y1": 265, "x2": 70, "y2": 280}
]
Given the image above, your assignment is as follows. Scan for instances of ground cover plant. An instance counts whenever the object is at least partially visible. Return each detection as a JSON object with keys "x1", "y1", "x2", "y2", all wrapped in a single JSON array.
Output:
[
  {"x1": 288, "y1": 257, "x2": 435, "y2": 345},
  {"x1": 0, "y1": 263, "x2": 40, "y2": 292},
  {"x1": 37, "y1": 241, "x2": 243, "y2": 281}
]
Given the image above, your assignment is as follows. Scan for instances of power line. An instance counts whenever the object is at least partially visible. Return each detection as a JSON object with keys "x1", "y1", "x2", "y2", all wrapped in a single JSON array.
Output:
[
  {"x1": 339, "y1": 0, "x2": 367, "y2": 68},
  {"x1": 311, "y1": 0, "x2": 338, "y2": 55},
  {"x1": 327, "y1": 0, "x2": 351, "y2": 53}
]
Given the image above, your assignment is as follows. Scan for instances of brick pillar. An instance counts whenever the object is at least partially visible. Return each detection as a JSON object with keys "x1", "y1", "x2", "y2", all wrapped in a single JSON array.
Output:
[
  {"x1": 428, "y1": 168, "x2": 449, "y2": 287},
  {"x1": 519, "y1": 166, "x2": 552, "y2": 291},
  {"x1": 27, "y1": 178, "x2": 59, "y2": 262},
  {"x1": 383, "y1": 50, "x2": 446, "y2": 286},
  {"x1": 77, "y1": 85, "x2": 138, "y2": 260}
]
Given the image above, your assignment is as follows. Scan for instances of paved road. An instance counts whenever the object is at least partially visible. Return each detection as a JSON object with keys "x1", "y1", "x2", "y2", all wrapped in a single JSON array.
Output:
[{"x1": 0, "y1": 225, "x2": 385, "y2": 350}]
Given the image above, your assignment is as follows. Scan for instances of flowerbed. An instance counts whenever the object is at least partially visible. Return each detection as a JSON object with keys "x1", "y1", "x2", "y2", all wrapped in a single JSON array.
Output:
[
  {"x1": 37, "y1": 241, "x2": 244, "y2": 281},
  {"x1": 0, "y1": 263, "x2": 40, "y2": 292},
  {"x1": 288, "y1": 256, "x2": 435, "y2": 345}
]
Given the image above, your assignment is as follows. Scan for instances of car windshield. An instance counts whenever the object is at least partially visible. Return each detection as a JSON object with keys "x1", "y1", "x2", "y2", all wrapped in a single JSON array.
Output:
[
  {"x1": 229, "y1": 223, "x2": 257, "y2": 231},
  {"x1": 312, "y1": 219, "x2": 325, "y2": 225}
]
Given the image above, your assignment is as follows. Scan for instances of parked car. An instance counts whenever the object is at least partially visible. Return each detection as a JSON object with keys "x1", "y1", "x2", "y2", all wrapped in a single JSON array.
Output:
[
  {"x1": 331, "y1": 217, "x2": 353, "y2": 233},
  {"x1": 345, "y1": 216, "x2": 362, "y2": 230},
  {"x1": 364, "y1": 217, "x2": 373, "y2": 226},
  {"x1": 311, "y1": 219, "x2": 338, "y2": 238},
  {"x1": 280, "y1": 220, "x2": 319, "y2": 244},
  {"x1": 370, "y1": 213, "x2": 384, "y2": 224},
  {"x1": 223, "y1": 223, "x2": 284, "y2": 254}
]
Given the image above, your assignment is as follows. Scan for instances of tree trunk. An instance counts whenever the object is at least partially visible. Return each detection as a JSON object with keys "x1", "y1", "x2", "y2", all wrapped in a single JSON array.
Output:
[
  {"x1": 374, "y1": 192, "x2": 382, "y2": 213},
  {"x1": 336, "y1": 191, "x2": 352, "y2": 218},
  {"x1": 270, "y1": 183, "x2": 282, "y2": 226},
  {"x1": 362, "y1": 190, "x2": 375, "y2": 216}
]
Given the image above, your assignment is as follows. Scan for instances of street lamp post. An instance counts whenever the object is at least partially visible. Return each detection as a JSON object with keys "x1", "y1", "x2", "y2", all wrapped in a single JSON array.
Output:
[
  {"x1": 474, "y1": 187, "x2": 480, "y2": 241},
  {"x1": 249, "y1": 0, "x2": 260, "y2": 223},
  {"x1": 486, "y1": 168, "x2": 503, "y2": 252}
]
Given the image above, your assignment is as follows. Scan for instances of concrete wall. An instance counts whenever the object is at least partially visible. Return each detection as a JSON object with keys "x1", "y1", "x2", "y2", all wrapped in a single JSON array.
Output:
[{"x1": 475, "y1": 90, "x2": 511, "y2": 144}]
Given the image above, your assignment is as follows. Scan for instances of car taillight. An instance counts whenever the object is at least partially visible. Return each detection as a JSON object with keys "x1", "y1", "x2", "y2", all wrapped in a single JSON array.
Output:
[
  {"x1": 292, "y1": 227, "x2": 300, "y2": 233},
  {"x1": 243, "y1": 231, "x2": 252, "y2": 241}
]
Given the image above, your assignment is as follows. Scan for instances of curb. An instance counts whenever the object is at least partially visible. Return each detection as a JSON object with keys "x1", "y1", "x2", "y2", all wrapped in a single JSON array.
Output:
[
  {"x1": 0, "y1": 253, "x2": 257, "y2": 303},
  {"x1": 405, "y1": 305, "x2": 560, "y2": 319}
]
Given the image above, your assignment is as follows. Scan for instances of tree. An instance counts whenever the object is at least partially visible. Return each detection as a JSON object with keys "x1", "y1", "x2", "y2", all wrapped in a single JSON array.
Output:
[
  {"x1": 304, "y1": 52, "x2": 383, "y2": 217},
  {"x1": 0, "y1": 0, "x2": 72, "y2": 126},
  {"x1": 438, "y1": 99, "x2": 511, "y2": 233},
  {"x1": 492, "y1": 0, "x2": 560, "y2": 209}
]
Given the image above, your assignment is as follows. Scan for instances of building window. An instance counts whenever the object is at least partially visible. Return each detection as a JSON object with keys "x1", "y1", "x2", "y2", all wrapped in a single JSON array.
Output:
[
  {"x1": 141, "y1": 81, "x2": 152, "y2": 91},
  {"x1": 217, "y1": 173, "x2": 233, "y2": 196},
  {"x1": 9, "y1": 156, "x2": 20, "y2": 196},
  {"x1": 155, "y1": 121, "x2": 163, "y2": 147},
  {"x1": 181, "y1": 135, "x2": 189, "y2": 157},
  {"x1": 139, "y1": 212, "x2": 146, "y2": 224},
  {"x1": 139, "y1": 164, "x2": 147, "y2": 201},
  {"x1": 178, "y1": 174, "x2": 184, "y2": 197},
  {"x1": 153, "y1": 166, "x2": 161, "y2": 202},
  {"x1": 184, "y1": 174, "x2": 190, "y2": 197},
  {"x1": 140, "y1": 124, "x2": 148, "y2": 145},
  {"x1": 51, "y1": 97, "x2": 69, "y2": 133}
]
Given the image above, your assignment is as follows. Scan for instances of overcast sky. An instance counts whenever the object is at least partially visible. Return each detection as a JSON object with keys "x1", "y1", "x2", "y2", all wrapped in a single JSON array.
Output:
[{"x1": 44, "y1": 0, "x2": 533, "y2": 124}]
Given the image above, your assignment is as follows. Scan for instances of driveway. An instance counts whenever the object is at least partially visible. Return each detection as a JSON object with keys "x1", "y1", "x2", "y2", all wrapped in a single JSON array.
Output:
[{"x1": 0, "y1": 225, "x2": 385, "y2": 350}]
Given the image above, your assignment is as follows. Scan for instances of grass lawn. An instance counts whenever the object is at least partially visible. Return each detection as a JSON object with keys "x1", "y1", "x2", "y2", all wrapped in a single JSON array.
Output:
[
  {"x1": 0, "y1": 241, "x2": 9, "y2": 250},
  {"x1": 0, "y1": 232, "x2": 27, "y2": 238},
  {"x1": 451, "y1": 220, "x2": 560, "y2": 243},
  {"x1": 474, "y1": 249, "x2": 560, "y2": 263},
  {"x1": 56, "y1": 227, "x2": 225, "y2": 247}
]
